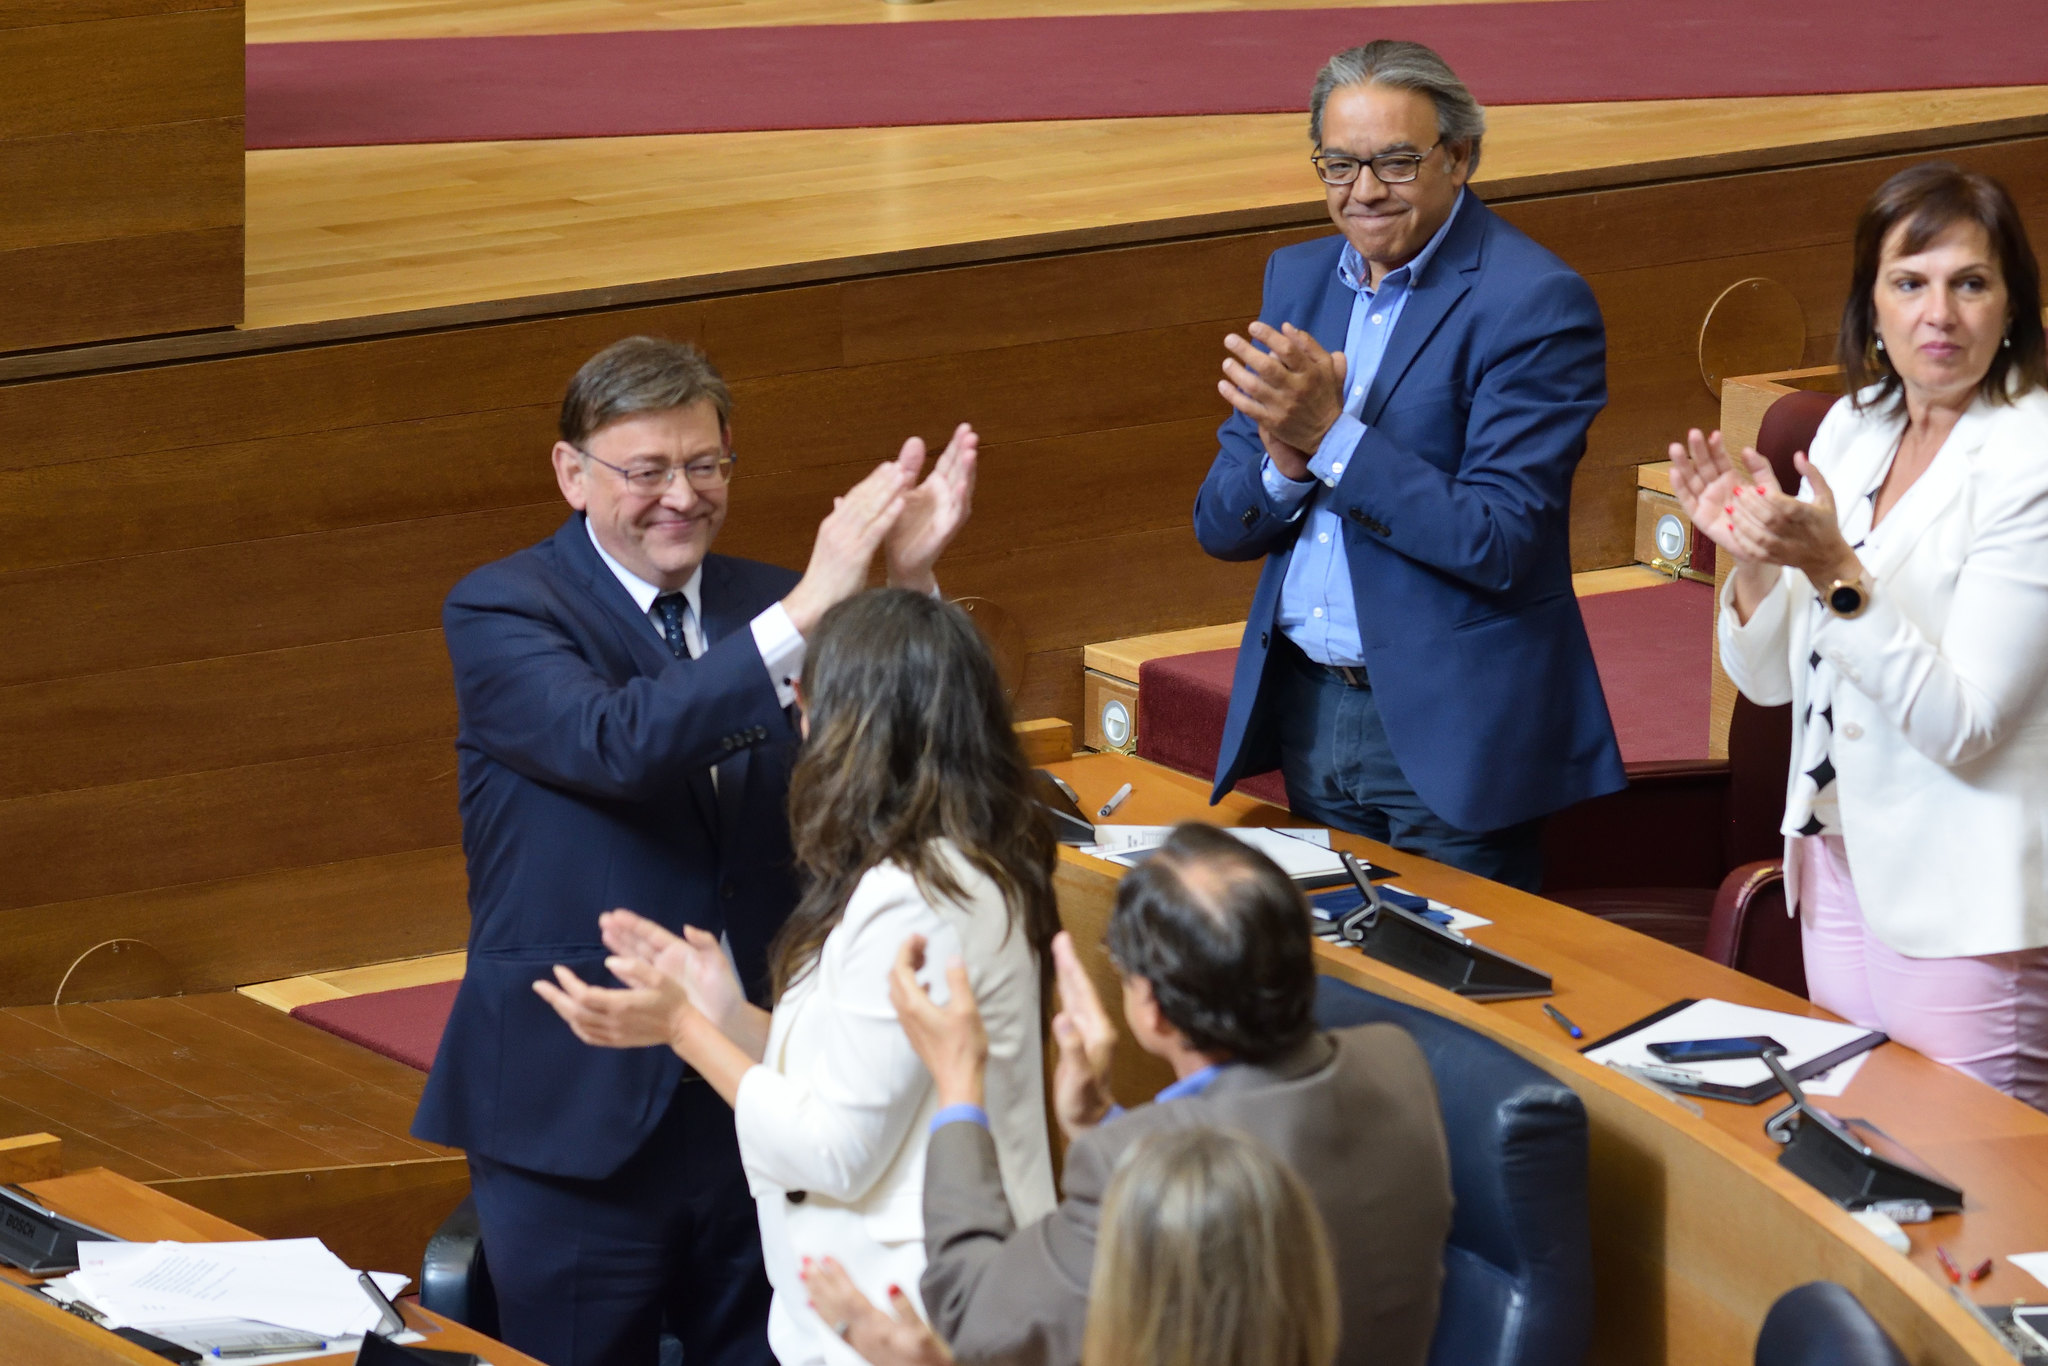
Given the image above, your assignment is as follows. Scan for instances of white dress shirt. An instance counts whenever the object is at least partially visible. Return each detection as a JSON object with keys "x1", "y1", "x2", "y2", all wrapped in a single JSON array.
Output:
[{"x1": 586, "y1": 518, "x2": 804, "y2": 706}]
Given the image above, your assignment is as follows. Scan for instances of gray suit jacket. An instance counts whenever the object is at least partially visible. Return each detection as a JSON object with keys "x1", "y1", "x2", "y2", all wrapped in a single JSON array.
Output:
[{"x1": 921, "y1": 1025, "x2": 1452, "y2": 1366}]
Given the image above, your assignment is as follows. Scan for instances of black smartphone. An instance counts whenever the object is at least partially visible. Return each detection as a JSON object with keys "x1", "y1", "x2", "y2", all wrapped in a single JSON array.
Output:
[{"x1": 1646, "y1": 1035, "x2": 1785, "y2": 1063}]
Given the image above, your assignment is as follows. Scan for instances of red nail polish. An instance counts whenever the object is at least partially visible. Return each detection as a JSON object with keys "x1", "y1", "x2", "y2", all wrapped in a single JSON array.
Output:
[{"x1": 889, "y1": 1285, "x2": 903, "y2": 1297}]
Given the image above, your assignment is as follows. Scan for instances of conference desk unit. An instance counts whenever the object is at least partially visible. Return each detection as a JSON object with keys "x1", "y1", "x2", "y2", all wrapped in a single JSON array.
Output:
[
  {"x1": 0, "y1": 1166, "x2": 537, "y2": 1366},
  {"x1": 1045, "y1": 752, "x2": 2037, "y2": 1366}
]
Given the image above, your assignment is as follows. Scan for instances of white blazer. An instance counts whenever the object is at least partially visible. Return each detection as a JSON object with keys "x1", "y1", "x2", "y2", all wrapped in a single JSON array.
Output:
[
  {"x1": 1720, "y1": 385, "x2": 2048, "y2": 958},
  {"x1": 733, "y1": 840, "x2": 1056, "y2": 1366}
]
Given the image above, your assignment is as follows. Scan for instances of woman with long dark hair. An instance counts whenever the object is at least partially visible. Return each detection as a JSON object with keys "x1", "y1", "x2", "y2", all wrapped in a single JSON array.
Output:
[{"x1": 539, "y1": 588, "x2": 1060, "y2": 1364}]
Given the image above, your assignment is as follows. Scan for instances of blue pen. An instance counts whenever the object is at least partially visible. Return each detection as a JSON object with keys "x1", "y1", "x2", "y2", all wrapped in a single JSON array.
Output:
[{"x1": 1542, "y1": 1003, "x2": 1584, "y2": 1040}]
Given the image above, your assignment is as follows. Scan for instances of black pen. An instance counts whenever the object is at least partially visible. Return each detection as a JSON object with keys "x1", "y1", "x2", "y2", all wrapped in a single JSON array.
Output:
[{"x1": 1542, "y1": 1003, "x2": 1583, "y2": 1039}]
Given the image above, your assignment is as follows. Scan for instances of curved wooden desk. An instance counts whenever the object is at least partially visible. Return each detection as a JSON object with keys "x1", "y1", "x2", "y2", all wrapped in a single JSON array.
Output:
[{"x1": 1045, "y1": 752, "x2": 2038, "y2": 1366}]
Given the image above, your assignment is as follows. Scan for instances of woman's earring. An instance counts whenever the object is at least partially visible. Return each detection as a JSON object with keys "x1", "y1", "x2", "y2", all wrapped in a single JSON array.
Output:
[
  {"x1": 1875, "y1": 337, "x2": 1886, "y2": 352},
  {"x1": 2005, "y1": 334, "x2": 2014, "y2": 349}
]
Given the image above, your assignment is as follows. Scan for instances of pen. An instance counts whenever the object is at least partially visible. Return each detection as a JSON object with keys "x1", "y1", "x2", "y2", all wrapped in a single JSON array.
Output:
[
  {"x1": 1542, "y1": 1003, "x2": 1583, "y2": 1039},
  {"x1": 1934, "y1": 1245, "x2": 1963, "y2": 1284},
  {"x1": 1971, "y1": 1257, "x2": 1994, "y2": 1282},
  {"x1": 1097, "y1": 783, "x2": 1133, "y2": 818}
]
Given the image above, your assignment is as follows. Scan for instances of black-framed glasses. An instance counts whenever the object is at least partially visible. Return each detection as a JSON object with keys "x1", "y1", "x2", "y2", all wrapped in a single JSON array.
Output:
[
  {"x1": 576, "y1": 447, "x2": 738, "y2": 495},
  {"x1": 1311, "y1": 141, "x2": 1441, "y2": 187}
]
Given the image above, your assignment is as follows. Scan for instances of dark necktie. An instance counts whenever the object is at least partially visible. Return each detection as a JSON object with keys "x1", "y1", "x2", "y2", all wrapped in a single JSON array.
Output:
[{"x1": 654, "y1": 593, "x2": 693, "y2": 660}]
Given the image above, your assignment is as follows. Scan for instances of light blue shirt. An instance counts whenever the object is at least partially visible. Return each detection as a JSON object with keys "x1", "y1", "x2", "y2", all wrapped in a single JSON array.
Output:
[
  {"x1": 1260, "y1": 192, "x2": 1466, "y2": 666},
  {"x1": 930, "y1": 1066, "x2": 1226, "y2": 1134}
]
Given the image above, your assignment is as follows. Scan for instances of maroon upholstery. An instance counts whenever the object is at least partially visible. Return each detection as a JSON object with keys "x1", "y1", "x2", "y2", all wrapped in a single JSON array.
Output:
[
  {"x1": 1134, "y1": 649, "x2": 1286, "y2": 805},
  {"x1": 1754, "y1": 388, "x2": 1841, "y2": 490},
  {"x1": 1706, "y1": 860, "x2": 1806, "y2": 997},
  {"x1": 291, "y1": 978, "x2": 460, "y2": 1072}
]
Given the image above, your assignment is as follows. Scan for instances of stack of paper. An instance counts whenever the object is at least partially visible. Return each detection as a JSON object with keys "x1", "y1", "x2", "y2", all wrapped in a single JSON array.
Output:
[
  {"x1": 1083, "y1": 824, "x2": 1349, "y2": 881},
  {"x1": 50, "y1": 1239, "x2": 408, "y2": 1336}
]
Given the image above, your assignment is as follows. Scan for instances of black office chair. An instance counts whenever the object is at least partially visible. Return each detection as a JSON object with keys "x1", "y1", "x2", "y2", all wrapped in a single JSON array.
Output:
[
  {"x1": 1755, "y1": 1282, "x2": 1908, "y2": 1366},
  {"x1": 419, "y1": 1195, "x2": 497, "y2": 1338},
  {"x1": 1313, "y1": 977, "x2": 1592, "y2": 1366}
]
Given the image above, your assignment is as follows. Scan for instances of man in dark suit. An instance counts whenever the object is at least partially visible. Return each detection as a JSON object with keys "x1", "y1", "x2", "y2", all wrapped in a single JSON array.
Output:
[
  {"x1": 1195, "y1": 41, "x2": 1624, "y2": 891},
  {"x1": 890, "y1": 823, "x2": 1452, "y2": 1366},
  {"x1": 412, "y1": 336, "x2": 975, "y2": 1366}
]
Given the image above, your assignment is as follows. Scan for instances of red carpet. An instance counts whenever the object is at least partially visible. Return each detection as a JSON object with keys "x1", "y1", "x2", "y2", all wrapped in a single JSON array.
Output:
[
  {"x1": 247, "y1": 0, "x2": 2048, "y2": 148},
  {"x1": 1134, "y1": 580, "x2": 1713, "y2": 801},
  {"x1": 291, "y1": 979, "x2": 459, "y2": 1073}
]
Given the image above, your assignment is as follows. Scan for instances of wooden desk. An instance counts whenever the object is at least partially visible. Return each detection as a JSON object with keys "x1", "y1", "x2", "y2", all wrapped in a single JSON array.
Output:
[
  {"x1": 0, "y1": 1168, "x2": 536, "y2": 1366},
  {"x1": 1045, "y1": 752, "x2": 2036, "y2": 1366}
]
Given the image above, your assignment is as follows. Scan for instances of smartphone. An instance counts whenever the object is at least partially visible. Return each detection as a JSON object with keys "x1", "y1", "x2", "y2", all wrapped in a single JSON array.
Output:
[{"x1": 1646, "y1": 1035, "x2": 1785, "y2": 1063}]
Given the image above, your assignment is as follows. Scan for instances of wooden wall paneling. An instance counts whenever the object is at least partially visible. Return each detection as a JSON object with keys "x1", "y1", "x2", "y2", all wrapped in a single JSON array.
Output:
[
  {"x1": 1014, "y1": 647, "x2": 1084, "y2": 737},
  {"x1": 0, "y1": 120, "x2": 242, "y2": 253},
  {"x1": 0, "y1": 0, "x2": 237, "y2": 25},
  {"x1": 0, "y1": 406, "x2": 561, "y2": 576},
  {"x1": 714, "y1": 416, "x2": 1220, "y2": 571},
  {"x1": 0, "y1": 306, "x2": 711, "y2": 473},
  {"x1": 0, "y1": 3, "x2": 245, "y2": 353},
  {"x1": 837, "y1": 228, "x2": 1311, "y2": 365},
  {"x1": 153, "y1": 1156, "x2": 471, "y2": 1288},
  {"x1": 0, "y1": 846, "x2": 468, "y2": 1007},
  {"x1": 0, "y1": 502, "x2": 565, "y2": 687},
  {"x1": 0, "y1": 228, "x2": 245, "y2": 355},
  {"x1": 0, "y1": 632, "x2": 453, "y2": 801},
  {"x1": 0, "y1": 9, "x2": 240, "y2": 139},
  {"x1": 0, "y1": 740, "x2": 461, "y2": 914}
]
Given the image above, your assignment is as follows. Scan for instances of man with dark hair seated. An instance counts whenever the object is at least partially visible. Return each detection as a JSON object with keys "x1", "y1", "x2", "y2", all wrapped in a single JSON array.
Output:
[{"x1": 887, "y1": 822, "x2": 1452, "y2": 1366}]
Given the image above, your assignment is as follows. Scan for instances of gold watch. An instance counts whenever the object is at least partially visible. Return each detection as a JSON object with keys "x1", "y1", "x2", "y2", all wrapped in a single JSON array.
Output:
[{"x1": 1824, "y1": 576, "x2": 1868, "y2": 619}]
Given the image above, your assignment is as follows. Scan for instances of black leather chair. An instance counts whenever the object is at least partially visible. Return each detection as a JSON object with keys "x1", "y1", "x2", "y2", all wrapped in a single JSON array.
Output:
[
  {"x1": 1755, "y1": 1282, "x2": 1908, "y2": 1366},
  {"x1": 1313, "y1": 977, "x2": 1592, "y2": 1366},
  {"x1": 419, "y1": 1194, "x2": 497, "y2": 1337}
]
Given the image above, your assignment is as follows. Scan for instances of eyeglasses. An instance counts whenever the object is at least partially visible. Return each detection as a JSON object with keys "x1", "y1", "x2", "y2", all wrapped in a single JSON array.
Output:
[
  {"x1": 1311, "y1": 142, "x2": 1441, "y2": 187},
  {"x1": 576, "y1": 446, "x2": 738, "y2": 495}
]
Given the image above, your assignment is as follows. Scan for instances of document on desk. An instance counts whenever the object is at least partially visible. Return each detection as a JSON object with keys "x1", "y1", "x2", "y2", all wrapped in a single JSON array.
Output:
[
  {"x1": 1581, "y1": 998, "x2": 1885, "y2": 1103},
  {"x1": 1084, "y1": 825, "x2": 1365, "y2": 886},
  {"x1": 53, "y1": 1238, "x2": 410, "y2": 1337},
  {"x1": 2009, "y1": 1251, "x2": 2048, "y2": 1290}
]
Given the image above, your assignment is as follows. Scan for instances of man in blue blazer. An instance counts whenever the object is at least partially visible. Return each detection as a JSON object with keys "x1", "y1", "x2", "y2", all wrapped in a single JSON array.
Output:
[
  {"x1": 413, "y1": 337, "x2": 975, "y2": 1366},
  {"x1": 1195, "y1": 41, "x2": 1624, "y2": 889}
]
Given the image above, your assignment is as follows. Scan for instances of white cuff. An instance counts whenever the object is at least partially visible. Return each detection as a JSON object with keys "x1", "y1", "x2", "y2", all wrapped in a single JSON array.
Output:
[{"x1": 751, "y1": 602, "x2": 805, "y2": 709}]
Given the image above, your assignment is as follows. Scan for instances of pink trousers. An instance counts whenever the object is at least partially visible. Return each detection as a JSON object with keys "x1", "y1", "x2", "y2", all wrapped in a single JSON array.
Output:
[{"x1": 1799, "y1": 835, "x2": 2048, "y2": 1112}]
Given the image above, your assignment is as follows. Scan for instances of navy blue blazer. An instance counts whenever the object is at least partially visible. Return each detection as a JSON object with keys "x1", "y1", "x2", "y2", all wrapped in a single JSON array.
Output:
[
  {"x1": 1193, "y1": 192, "x2": 1625, "y2": 833},
  {"x1": 413, "y1": 514, "x2": 802, "y2": 1179}
]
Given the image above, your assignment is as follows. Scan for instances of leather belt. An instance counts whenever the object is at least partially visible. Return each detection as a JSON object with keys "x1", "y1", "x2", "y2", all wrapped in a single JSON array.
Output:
[{"x1": 1277, "y1": 633, "x2": 1369, "y2": 689}]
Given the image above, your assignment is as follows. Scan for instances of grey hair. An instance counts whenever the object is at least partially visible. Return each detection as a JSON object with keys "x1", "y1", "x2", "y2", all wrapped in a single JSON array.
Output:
[{"x1": 1308, "y1": 40, "x2": 1488, "y2": 174}]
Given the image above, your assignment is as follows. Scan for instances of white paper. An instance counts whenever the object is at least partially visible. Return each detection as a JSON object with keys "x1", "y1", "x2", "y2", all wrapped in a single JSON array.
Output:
[
  {"x1": 1582, "y1": 998, "x2": 1880, "y2": 1093},
  {"x1": 62, "y1": 1239, "x2": 410, "y2": 1337},
  {"x1": 2009, "y1": 1251, "x2": 2048, "y2": 1290},
  {"x1": 1221, "y1": 826, "x2": 1349, "y2": 879},
  {"x1": 1082, "y1": 824, "x2": 1175, "y2": 856}
]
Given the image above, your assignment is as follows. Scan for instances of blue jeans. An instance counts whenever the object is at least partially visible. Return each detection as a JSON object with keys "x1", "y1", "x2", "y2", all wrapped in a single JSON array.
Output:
[{"x1": 1272, "y1": 639, "x2": 1545, "y2": 892}]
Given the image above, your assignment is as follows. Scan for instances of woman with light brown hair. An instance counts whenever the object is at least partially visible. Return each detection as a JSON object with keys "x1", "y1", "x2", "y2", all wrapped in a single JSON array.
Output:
[
  {"x1": 539, "y1": 587, "x2": 1060, "y2": 1365},
  {"x1": 802, "y1": 1125, "x2": 1340, "y2": 1366}
]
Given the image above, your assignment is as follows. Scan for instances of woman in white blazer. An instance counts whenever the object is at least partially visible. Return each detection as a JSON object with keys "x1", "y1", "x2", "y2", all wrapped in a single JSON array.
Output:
[
  {"x1": 1669, "y1": 162, "x2": 2048, "y2": 1108},
  {"x1": 540, "y1": 589, "x2": 1060, "y2": 1362}
]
